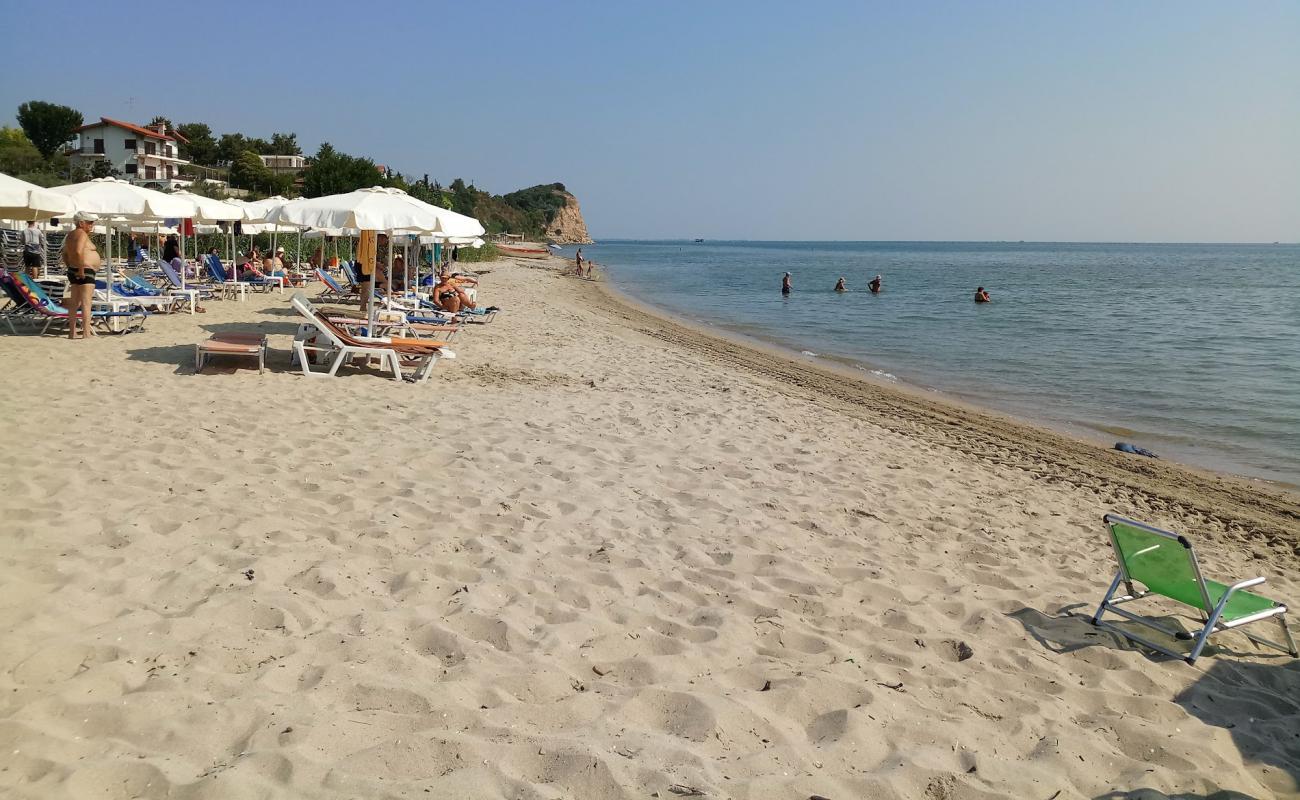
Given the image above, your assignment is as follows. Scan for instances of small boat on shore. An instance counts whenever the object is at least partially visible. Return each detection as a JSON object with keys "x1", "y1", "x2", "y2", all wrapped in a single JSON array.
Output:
[{"x1": 496, "y1": 243, "x2": 550, "y2": 259}]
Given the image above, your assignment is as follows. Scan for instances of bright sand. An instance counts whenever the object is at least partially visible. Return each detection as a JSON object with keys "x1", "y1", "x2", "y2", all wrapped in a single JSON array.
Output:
[{"x1": 1, "y1": 258, "x2": 1297, "y2": 799}]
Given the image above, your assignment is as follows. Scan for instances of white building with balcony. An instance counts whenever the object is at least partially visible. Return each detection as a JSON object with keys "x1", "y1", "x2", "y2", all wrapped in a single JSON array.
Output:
[
  {"x1": 68, "y1": 117, "x2": 192, "y2": 190},
  {"x1": 258, "y1": 154, "x2": 306, "y2": 175}
]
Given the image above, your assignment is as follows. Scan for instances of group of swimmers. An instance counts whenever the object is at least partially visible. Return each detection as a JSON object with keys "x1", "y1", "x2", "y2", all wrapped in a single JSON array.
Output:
[{"x1": 785, "y1": 272, "x2": 991, "y2": 303}]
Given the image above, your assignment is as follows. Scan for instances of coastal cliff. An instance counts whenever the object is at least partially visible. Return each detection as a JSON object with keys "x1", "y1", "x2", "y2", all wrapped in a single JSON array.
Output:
[{"x1": 544, "y1": 190, "x2": 594, "y2": 244}]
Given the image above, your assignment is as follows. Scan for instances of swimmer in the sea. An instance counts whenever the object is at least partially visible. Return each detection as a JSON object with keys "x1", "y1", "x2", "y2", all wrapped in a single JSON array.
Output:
[
  {"x1": 974, "y1": 286, "x2": 991, "y2": 303},
  {"x1": 869, "y1": 274, "x2": 882, "y2": 294},
  {"x1": 834, "y1": 276, "x2": 847, "y2": 292},
  {"x1": 782, "y1": 272, "x2": 792, "y2": 295}
]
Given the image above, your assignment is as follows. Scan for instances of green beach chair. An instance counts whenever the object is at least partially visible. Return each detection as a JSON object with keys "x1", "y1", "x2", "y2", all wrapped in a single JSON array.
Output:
[{"x1": 1091, "y1": 514, "x2": 1297, "y2": 664}]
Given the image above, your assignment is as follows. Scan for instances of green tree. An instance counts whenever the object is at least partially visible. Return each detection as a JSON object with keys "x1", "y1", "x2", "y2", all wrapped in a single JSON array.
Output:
[
  {"x1": 449, "y1": 178, "x2": 477, "y2": 216},
  {"x1": 215, "y1": 133, "x2": 249, "y2": 165},
  {"x1": 148, "y1": 115, "x2": 173, "y2": 131},
  {"x1": 16, "y1": 100, "x2": 84, "y2": 160},
  {"x1": 229, "y1": 151, "x2": 274, "y2": 193},
  {"x1": 89, "y1": 160, "x2": 120, "y2": 178},
  {"x1": 300, "y1": 142, "x2": 385, "y2": 197},
  {"x1": 0, "y1": 126, "x2": 44, "y2": 175},
  {"x1": 176, "y1": 122, "x2": 217, "y2": 165},
  {"x1": 268, "y1": 132, "x2": 301, "y2": 156}
]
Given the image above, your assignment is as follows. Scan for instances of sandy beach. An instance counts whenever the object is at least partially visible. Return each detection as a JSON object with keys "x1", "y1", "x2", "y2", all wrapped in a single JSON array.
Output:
[{"x1": 1, "y1": 257, "x2": 1297, "y2": 799}]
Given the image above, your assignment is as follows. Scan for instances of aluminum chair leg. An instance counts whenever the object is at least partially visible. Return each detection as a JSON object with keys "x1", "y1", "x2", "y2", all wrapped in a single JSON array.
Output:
[{"x1": 1091, "y1": 573, "x2": 1124, "y2": 625}]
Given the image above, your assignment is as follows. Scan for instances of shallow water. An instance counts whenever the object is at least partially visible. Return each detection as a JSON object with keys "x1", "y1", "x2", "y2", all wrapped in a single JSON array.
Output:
[{"x1": 571, "y1": 240, "x2": 1300, "y2": 486}]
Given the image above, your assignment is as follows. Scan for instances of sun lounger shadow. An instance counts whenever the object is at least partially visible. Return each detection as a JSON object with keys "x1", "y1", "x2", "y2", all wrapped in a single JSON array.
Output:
[
  {"x1": 1095, "y1": 789, "x2": 1263, "y2": 799},
  {"x1": 1007, "y1": 605, "x2": 1164, "y2": 656},
  {"x1": 125, "y1": 344, "x2": 202, "y2": 373},
  {"x1": 259, "y1": 306, "x2": 300, "y2": 318}
]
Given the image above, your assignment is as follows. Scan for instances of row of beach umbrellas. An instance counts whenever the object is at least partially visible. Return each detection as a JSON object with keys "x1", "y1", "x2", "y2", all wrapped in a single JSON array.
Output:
[{"x1": 2, "y1": 174, "x2": 487, "y2": 325}]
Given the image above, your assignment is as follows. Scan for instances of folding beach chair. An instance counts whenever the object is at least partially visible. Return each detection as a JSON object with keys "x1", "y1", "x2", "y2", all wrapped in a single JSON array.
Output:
[{"x1": 1091, "y1": 514, "x2": 1297, "y2": 664}]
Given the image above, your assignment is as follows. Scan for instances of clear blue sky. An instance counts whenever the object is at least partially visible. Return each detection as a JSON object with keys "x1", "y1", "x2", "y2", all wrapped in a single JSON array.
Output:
[{"x1": 5, "y1": 1, "x2": 1297, "y2": 241}]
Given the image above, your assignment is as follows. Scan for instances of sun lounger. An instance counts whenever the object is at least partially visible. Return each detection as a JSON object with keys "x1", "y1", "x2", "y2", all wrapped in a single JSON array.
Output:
[
  {"x1": 0, "y1": 271, "x2": 37, "y2": 332},
  {"x1": 94, "y1": 279, "x2": 186, "y2": 313},
  {"x1": 195, "y1": 332, "x2": 268, "y2": 374},
  {"x1": 316, "y1": 268, "x2": 360, "y2": 301},
  {"x1": 1091, "y1": 514, "x2": 1297, "y2": 664},
  {"x1": 289, "y1": 292, "x2": 452, "y2": 382},
  {"x1": 160, "y1": 261, "x2": 215, "y2": 308},
  {"x1": 341, "y1": 261, "x2": 359, "y2": 288},
  {"x1": 325, "y1": 314, "x2": 460, "y2": 343},
  {"x1": 13, "y1": 272, "x2": 147, "y2": 335},
  {"x1": 207, "y1": 256, "x2": 280, "y2": 296}
]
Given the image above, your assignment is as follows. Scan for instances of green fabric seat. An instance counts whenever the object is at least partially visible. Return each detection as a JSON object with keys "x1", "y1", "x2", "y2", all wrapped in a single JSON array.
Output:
[
  {"x1": 1091, "y1": 515, "x2": 1296, "y2": 664},
  {"x1": 1110, "y1": 521, "x2": 1280, "y2": 622}
]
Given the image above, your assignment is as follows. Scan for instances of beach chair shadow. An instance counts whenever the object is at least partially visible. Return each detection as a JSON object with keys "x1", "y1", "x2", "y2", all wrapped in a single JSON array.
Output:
[
  {"x1": 125, "y1": 344, "x2": 201, "y2": 374},
  {"x1": 259, "y1": 306, "x2": 300, "y2": 318},
  {"x1": 1007, "y1": 604, "x2": 1186, "y2": 658}
]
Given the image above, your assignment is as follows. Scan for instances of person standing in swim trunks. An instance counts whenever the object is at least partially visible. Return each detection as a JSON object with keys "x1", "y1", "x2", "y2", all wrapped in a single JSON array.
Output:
[
  {"x1": 869, "y1": 274, "x2": 882, "y2": 294},
  {"x1": 63, "y1": 211, "x2": 102, "y2": 340},
  {"x1": 782, "y1": 272, "x2": 792, "y2": 295}
]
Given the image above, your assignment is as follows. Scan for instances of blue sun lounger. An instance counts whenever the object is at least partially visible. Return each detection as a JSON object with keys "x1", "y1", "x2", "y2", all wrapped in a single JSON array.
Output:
[{"x1": 12, "y1": 272, "x2": 147, "y2": 334}]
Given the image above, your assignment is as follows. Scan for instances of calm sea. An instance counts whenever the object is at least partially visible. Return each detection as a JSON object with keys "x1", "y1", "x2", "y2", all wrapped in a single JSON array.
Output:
[{"x1": 564, "y1": 241, "x2": 1300, "y2": 487}]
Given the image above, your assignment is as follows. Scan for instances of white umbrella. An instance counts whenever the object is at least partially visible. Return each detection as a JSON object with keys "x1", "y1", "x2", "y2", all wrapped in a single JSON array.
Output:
[
  {"x1": 0, "y1": 171, "x2": 76, "y2": 220},
  {"x1": 269, "y1": 187, "x2": 461, "y2": 328},
  {"x1": 268, "y1": 187, "x2": 448, "y2": 232},
  {"x1": 171, "y1": 191, "x2": 242, "y2": 223},
  {"x1": 172, "y1": 191, "x2": 244, "y2": 271},
  {"x1": 48, "y1": 178, "x2": 198, "y2": 293},
  {"x1": 48, "y1": 177, "x2": 195, "y2": 219}
]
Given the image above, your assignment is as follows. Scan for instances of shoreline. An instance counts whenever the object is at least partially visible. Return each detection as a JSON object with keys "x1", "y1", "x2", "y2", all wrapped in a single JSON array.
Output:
[
  {"x1": 573, "y1": 241, "x2": 1300, "y2": 490},
  {"x1": 573, "y1": 261, "x2": 1300, "y2": 543}
]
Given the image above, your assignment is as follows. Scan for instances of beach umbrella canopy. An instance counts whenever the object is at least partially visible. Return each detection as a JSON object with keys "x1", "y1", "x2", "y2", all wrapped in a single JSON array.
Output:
[
  {"x1": 303, "y1": 227, "x2": 360, "y2": 239},
  {"x1": 236, "y1": 195, "x2": 290, "y2": 222},
  {"x1": 170, "y1": 191, "x2": 243, "y2": 223},
  {"x1": 398, "y1": 196, "x2": 485, "y2": 238},
  {"x1": 48, "y1": 177, "x2": 196, "y2": 220},
  {"x1": 269, "y1": 187, "x2": 453, "y2": 232},
  {"x1": 0, "y1": 172, "x2": 76, "y2": 220}
]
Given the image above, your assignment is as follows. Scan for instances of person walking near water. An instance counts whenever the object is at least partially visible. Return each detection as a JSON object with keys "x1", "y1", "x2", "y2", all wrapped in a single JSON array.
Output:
[
  {"x1": 869, "y1": 274, "x2": 882, "y2": 294},
  {"x1": 63, "y1": 211, "x2": 102, "y2": 340},
  {"x1": 834, "y1": 276, "x2": 847, "y2": 292},
  {"x1": 782, "y1": 272, "x2": 792, "y2": 295},
  {"x1": 575, "y1": 247, "x2": 584, "y2": 276},
  {"x1": 974, "y1": 286, "x2": 991, "y2": 303}
]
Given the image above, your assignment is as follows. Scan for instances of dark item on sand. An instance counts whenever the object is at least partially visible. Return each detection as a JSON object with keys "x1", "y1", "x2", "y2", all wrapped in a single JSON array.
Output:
[{"x1": 1114, "y1": 442, "x2": 1158, "y2": 459}]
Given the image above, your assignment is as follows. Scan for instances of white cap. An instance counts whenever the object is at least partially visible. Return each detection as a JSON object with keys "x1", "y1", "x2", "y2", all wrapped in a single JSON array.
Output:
[{"x1": 73, "y1": 210, "x2": 99, "y2": 222}]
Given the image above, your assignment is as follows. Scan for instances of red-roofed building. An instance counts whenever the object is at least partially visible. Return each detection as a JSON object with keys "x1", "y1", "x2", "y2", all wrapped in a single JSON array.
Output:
[{"x1": 69, "y1": 117, "x2": 192, "y2": 189}]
